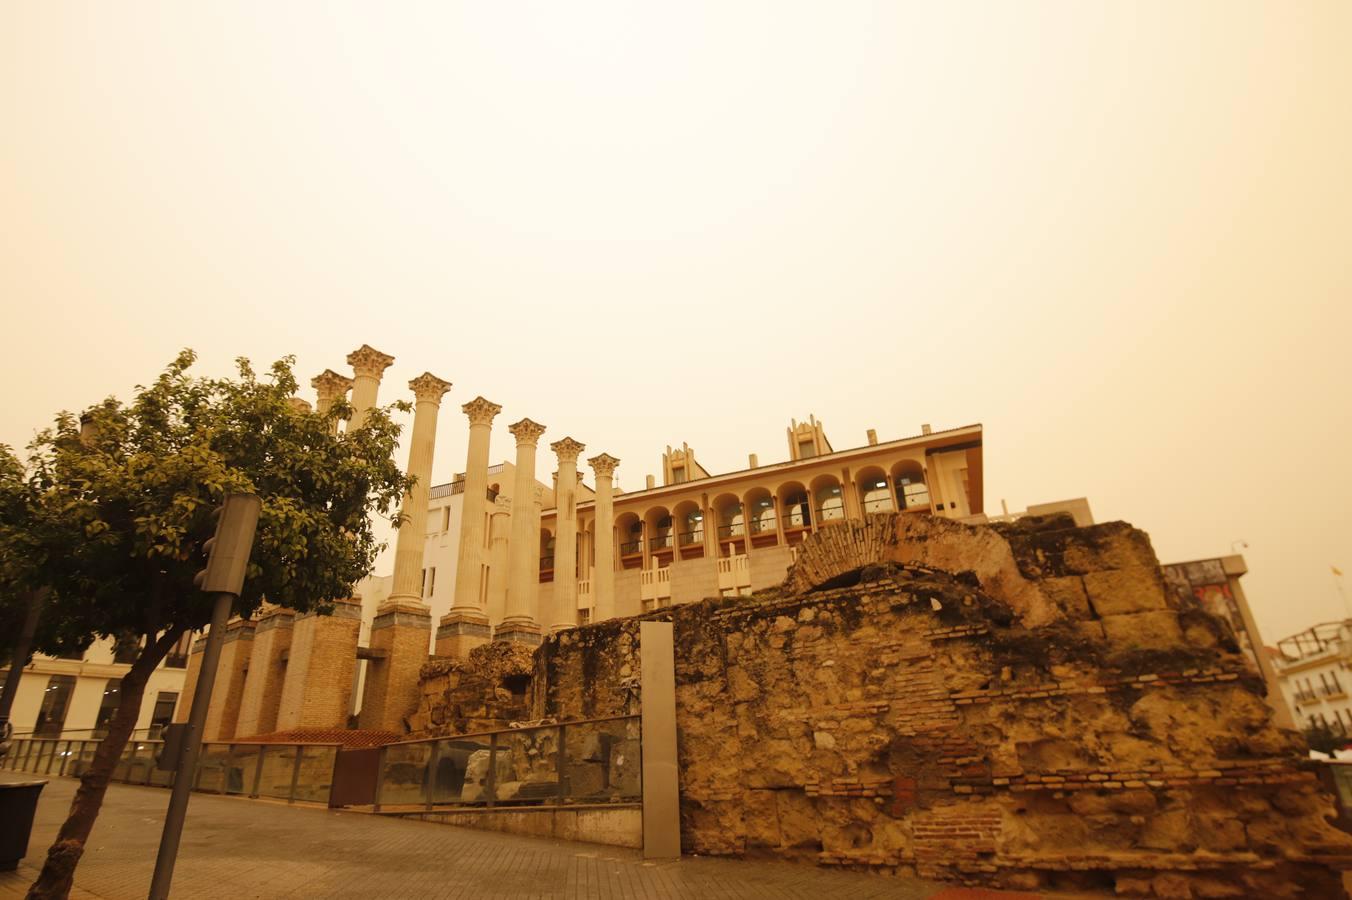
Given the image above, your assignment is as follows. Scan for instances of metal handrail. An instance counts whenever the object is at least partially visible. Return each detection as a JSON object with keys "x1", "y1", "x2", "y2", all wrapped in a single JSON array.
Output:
[
  {"x1": 619, "y1": 540, "x2": 642, "y2": 555},
  {"x1": 648, "y1": 534, "x2": 674, "y2": 550},
  {"x1": 716, "y1": 523, "x2": 745, "y2": 538},
  {"x1": 0, "y1": 737, "x2": 342, "y2": 805},
  {"x1": 677, "y1": 530, "x2": 704, "y2": 545},
  {"x1": 747, "y1": 517, "x2": 777, "y2": 535}
]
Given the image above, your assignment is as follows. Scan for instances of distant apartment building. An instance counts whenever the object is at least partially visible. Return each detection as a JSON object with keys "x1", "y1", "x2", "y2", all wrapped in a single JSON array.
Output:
[
  {"x1": 1272, "y1": 622, "x2": 1352, "y2": 736},
  {"x1": 1, "y1": 632, "x2": 191, "y2": 740}
]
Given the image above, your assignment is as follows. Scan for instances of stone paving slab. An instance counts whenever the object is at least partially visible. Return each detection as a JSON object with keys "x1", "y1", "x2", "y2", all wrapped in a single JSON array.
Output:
[{"x1": 1, "y1": 774, "x2": 1048, "y2": 899}]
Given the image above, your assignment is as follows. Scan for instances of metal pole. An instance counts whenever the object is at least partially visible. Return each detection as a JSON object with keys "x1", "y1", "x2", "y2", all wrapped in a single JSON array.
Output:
[{"x1": 148, "y1": 590, "x2": 234, "y2": 900}]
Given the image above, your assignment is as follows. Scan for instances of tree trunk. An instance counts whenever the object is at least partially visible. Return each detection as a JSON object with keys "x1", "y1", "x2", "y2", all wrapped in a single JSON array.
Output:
[{"x1": 26, "y1": 625, "x2": 184, "y2": 900}]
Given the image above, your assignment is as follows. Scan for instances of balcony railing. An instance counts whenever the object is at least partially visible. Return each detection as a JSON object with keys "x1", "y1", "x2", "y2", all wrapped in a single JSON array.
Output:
[
  {"x1": 0, "y1": 737, "x2": 341, "y2": 805},
  {"x1": 1319, "y1": 683, "x2": 1348, "y2": 699},
  {"x1": 677, "y1": 530, "x2": 703, "y2": 546},
  {"x1": 747, "y1": 516, "x2": 776, "y2": 535},
  {"x1": 648, "y1": 534, "x2": 674, "y2": 551},
  {"x1": 716, "y1": 524, "x2": 745, "y2": 539},
  {"x1": 1294, "y1": 690, "x2": 1319, "y2": 704},
  {"x1": 862, "y1": 498, "x2": 897, "y2": 514},
  {"x1": 619, "y1": 539, "x2": 642, "y2": 556},
  {"x1": 815, "y1": 506, "x2": 846, "y2": 523}
]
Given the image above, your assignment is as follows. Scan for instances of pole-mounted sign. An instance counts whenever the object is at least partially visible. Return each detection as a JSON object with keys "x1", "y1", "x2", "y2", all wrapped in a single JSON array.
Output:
[{"x1": 149, "y1": 492, "x2": 261, "y2": 900}]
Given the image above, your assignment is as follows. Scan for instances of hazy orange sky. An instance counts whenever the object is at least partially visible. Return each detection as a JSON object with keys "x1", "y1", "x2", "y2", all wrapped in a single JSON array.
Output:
[{"x1": 2, "y1": 2, "x2": 1349, "y2": 645}]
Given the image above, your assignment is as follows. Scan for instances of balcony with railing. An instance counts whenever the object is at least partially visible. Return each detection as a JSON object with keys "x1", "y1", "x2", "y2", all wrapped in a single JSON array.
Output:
[
  {"x1": 1320, "y1": 682, "x2": 1348, "y2": 700},
  {"x1": 1294, "y1": 688, "x2": 1319, "y2": 704}
]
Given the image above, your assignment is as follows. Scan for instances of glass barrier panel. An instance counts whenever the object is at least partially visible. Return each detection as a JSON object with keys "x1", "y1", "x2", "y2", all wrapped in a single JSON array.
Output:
[
  {"x1": 493, "y1": 725, "x2": 561, "y2": 806},
  {"x1": 294, "y1": 745, "x2": 337, "y2": 803},
  {"x1": 110, "y1": 742, "x2": 131, "y2": 782},
  {"x1": 562, "y1": 719, "x2": 642, "y2": 803},
  {"x1": 377, "y1": 742, "x2": 433, "y2": 807},
  {"x1": 228, "y1": 745, "x2": 261, "y2": 795},
  {"x1": 124, "y1": 742, "x2": 154, "y2": 785},
  {"x1": 146, "y1": 742, "x2": 174, "y2": 787},
  {"x1": 256, "y1": 744, "x2": 298, "y2": 800},
  {"x1": 195, "y1": 744, "x2": 232, "y2": 794},
  {"x1": 437, "y1": 735, "x2": 495, "y2": 805},
  {"x1": 79, "y1": 741, "x2": 98, "y2": 777}
]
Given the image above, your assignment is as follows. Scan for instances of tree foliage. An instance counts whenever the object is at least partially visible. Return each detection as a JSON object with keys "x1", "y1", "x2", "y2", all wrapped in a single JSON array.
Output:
[{"x1": 20, "y1": 350, "x2": 410, "y2": 899}]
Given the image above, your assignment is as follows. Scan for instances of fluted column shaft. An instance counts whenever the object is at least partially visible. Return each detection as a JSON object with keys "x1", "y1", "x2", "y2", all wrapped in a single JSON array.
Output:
[
  {"x1": 589, "y1": 454, "x2": 620, "y2": 622},
  {"x1": 504, "y1": 419, "x2": 546, "y2": 626},
  {"x1": 388, "y1": 374, "x2": 452, "y2": 604},
  {"x1": 550, "y1": 438, "x2": 585, "y2": 630},
  {"x1": 452, "y1": 398, "x2": 502, "y2": 611}
]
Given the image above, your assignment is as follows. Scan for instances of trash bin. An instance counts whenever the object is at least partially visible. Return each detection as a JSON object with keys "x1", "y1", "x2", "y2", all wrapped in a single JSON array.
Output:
[{"x1": 0, "y1": 780, "x2": 46, "y2": 871}]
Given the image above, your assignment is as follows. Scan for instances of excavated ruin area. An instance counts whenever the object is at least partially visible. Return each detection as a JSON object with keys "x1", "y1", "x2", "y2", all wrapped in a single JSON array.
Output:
[{"x1": 413, "y1": 513, "x2": 1352, "y2": 897}]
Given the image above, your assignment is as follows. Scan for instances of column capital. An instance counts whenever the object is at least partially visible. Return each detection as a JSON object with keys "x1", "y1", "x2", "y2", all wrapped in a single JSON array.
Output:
[
  {"x1": 550, "y1": 436, "x2": 586, "y2": 464},
  {"x1": 347, "y1": 344, "x2": 395, "y2": 379},
  {"x1": 508, "y1": 417, "x2": 547, "y2": 446},
  {"x1": 588, "y1": 453, "x2": 620, "y2": 478},
  {"x1": 311, "y1": 368, "x2": 354, "y2": 401},
  {"x1": 287, "y1": 397, "x2": 313, "y2": 414},
  {"x1": 408, "y1": 372, "x2": 452, "y2": 404},
  {"x1": 462, "y1": 396, "x2": 503, "y2": 426}
]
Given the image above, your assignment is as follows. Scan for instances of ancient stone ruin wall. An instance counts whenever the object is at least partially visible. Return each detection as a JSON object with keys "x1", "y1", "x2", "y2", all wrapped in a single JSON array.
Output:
[
  {"x1": 520, "y1": 514, "x2": 1352, "y2": 897},
  {"x1": 408, "y1": 641, "x2": 535, "y2": 737}
]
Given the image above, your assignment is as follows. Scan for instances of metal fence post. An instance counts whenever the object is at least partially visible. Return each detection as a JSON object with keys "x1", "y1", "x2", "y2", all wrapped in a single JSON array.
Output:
[
  {"x1": 127, "y1": 740, "x2": 141, "y2": 783},
  {"x1": 289, "y1": 745, "x2": 305, "y2": 803},
  {"x1": 373, "y1": 745, "x2": 387, "y2": 813},
  {"x1": 251, "y1": 745, "x2": 265, "y2": 798},
  {"x1": 486, "y1": 733, "x2": 498, "y2": 808},
  {"x1": 424, "y1": 741, "x2": 441, "y2": 811}
]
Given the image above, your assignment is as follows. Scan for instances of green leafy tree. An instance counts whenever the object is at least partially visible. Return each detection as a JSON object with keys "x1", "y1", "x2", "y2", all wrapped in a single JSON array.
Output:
[{"x1": 23, "y1": 351, "x2": 409, "y2": 899}]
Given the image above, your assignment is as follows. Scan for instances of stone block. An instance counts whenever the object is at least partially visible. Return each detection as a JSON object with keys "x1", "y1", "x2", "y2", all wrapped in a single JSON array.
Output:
[
  {"x1": 1101, "y1": 610, "x2": 1185, "y2": 650},
  {"x1": 1083, "y1": 566, "x2": 1170, "y2": 617},
  {"x1": 1041, "y1": 575, "x2": 1092, "y2": 619},
  {"x1": 1061, "y1": 523, "x2": 1160, "y2": 574}
]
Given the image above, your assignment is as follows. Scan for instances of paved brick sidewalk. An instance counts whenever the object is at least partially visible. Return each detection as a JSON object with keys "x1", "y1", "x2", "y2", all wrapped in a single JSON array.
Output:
[{"x1": 1, "y1": 775, "x2": 1045, "y2": 899}]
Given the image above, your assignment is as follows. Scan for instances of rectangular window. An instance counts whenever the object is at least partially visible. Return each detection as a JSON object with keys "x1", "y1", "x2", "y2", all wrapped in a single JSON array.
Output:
[
  {"x1": 93, "y1": 679, "x2": 122, "y2": 738},
  {"x1": 577, "y1": 608, "x2": 591, "y2": 626},
  {"x1": 150, "y1": 691, "x2": 178, "y2": 738},
  {"x1": 34, "y1": 675, "x2": 77, "y2": 738}
]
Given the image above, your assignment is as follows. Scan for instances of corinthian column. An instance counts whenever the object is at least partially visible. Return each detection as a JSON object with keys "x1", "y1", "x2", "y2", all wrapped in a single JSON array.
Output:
[
  {"x1": 549, "y1": 437, "x2": 585, "y2": 632},
  {"x1": 386, "y1": 373, "x2": 453, "y2": 606},
  {"x1": 497, "y1": 417, "x2": 546, "y2": 645},
  {"x1": 360, "y1": 372, "x2": 448, "y2": 733},
  {"x1": 451, "y1": 397, "x2": 501, "y2": 609},
  {"x1": 346, "y1": 344, "x2": 395, "y2": 431},
  {"x1": 311, "y1": 369, "x2": 354, "y2": 434},
  {"x1": 436, "y1": 396, "x2": 502, "y2": 658},
  {"x1": 588, "y1": 453, "x2": 620, "y2": 622}
]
